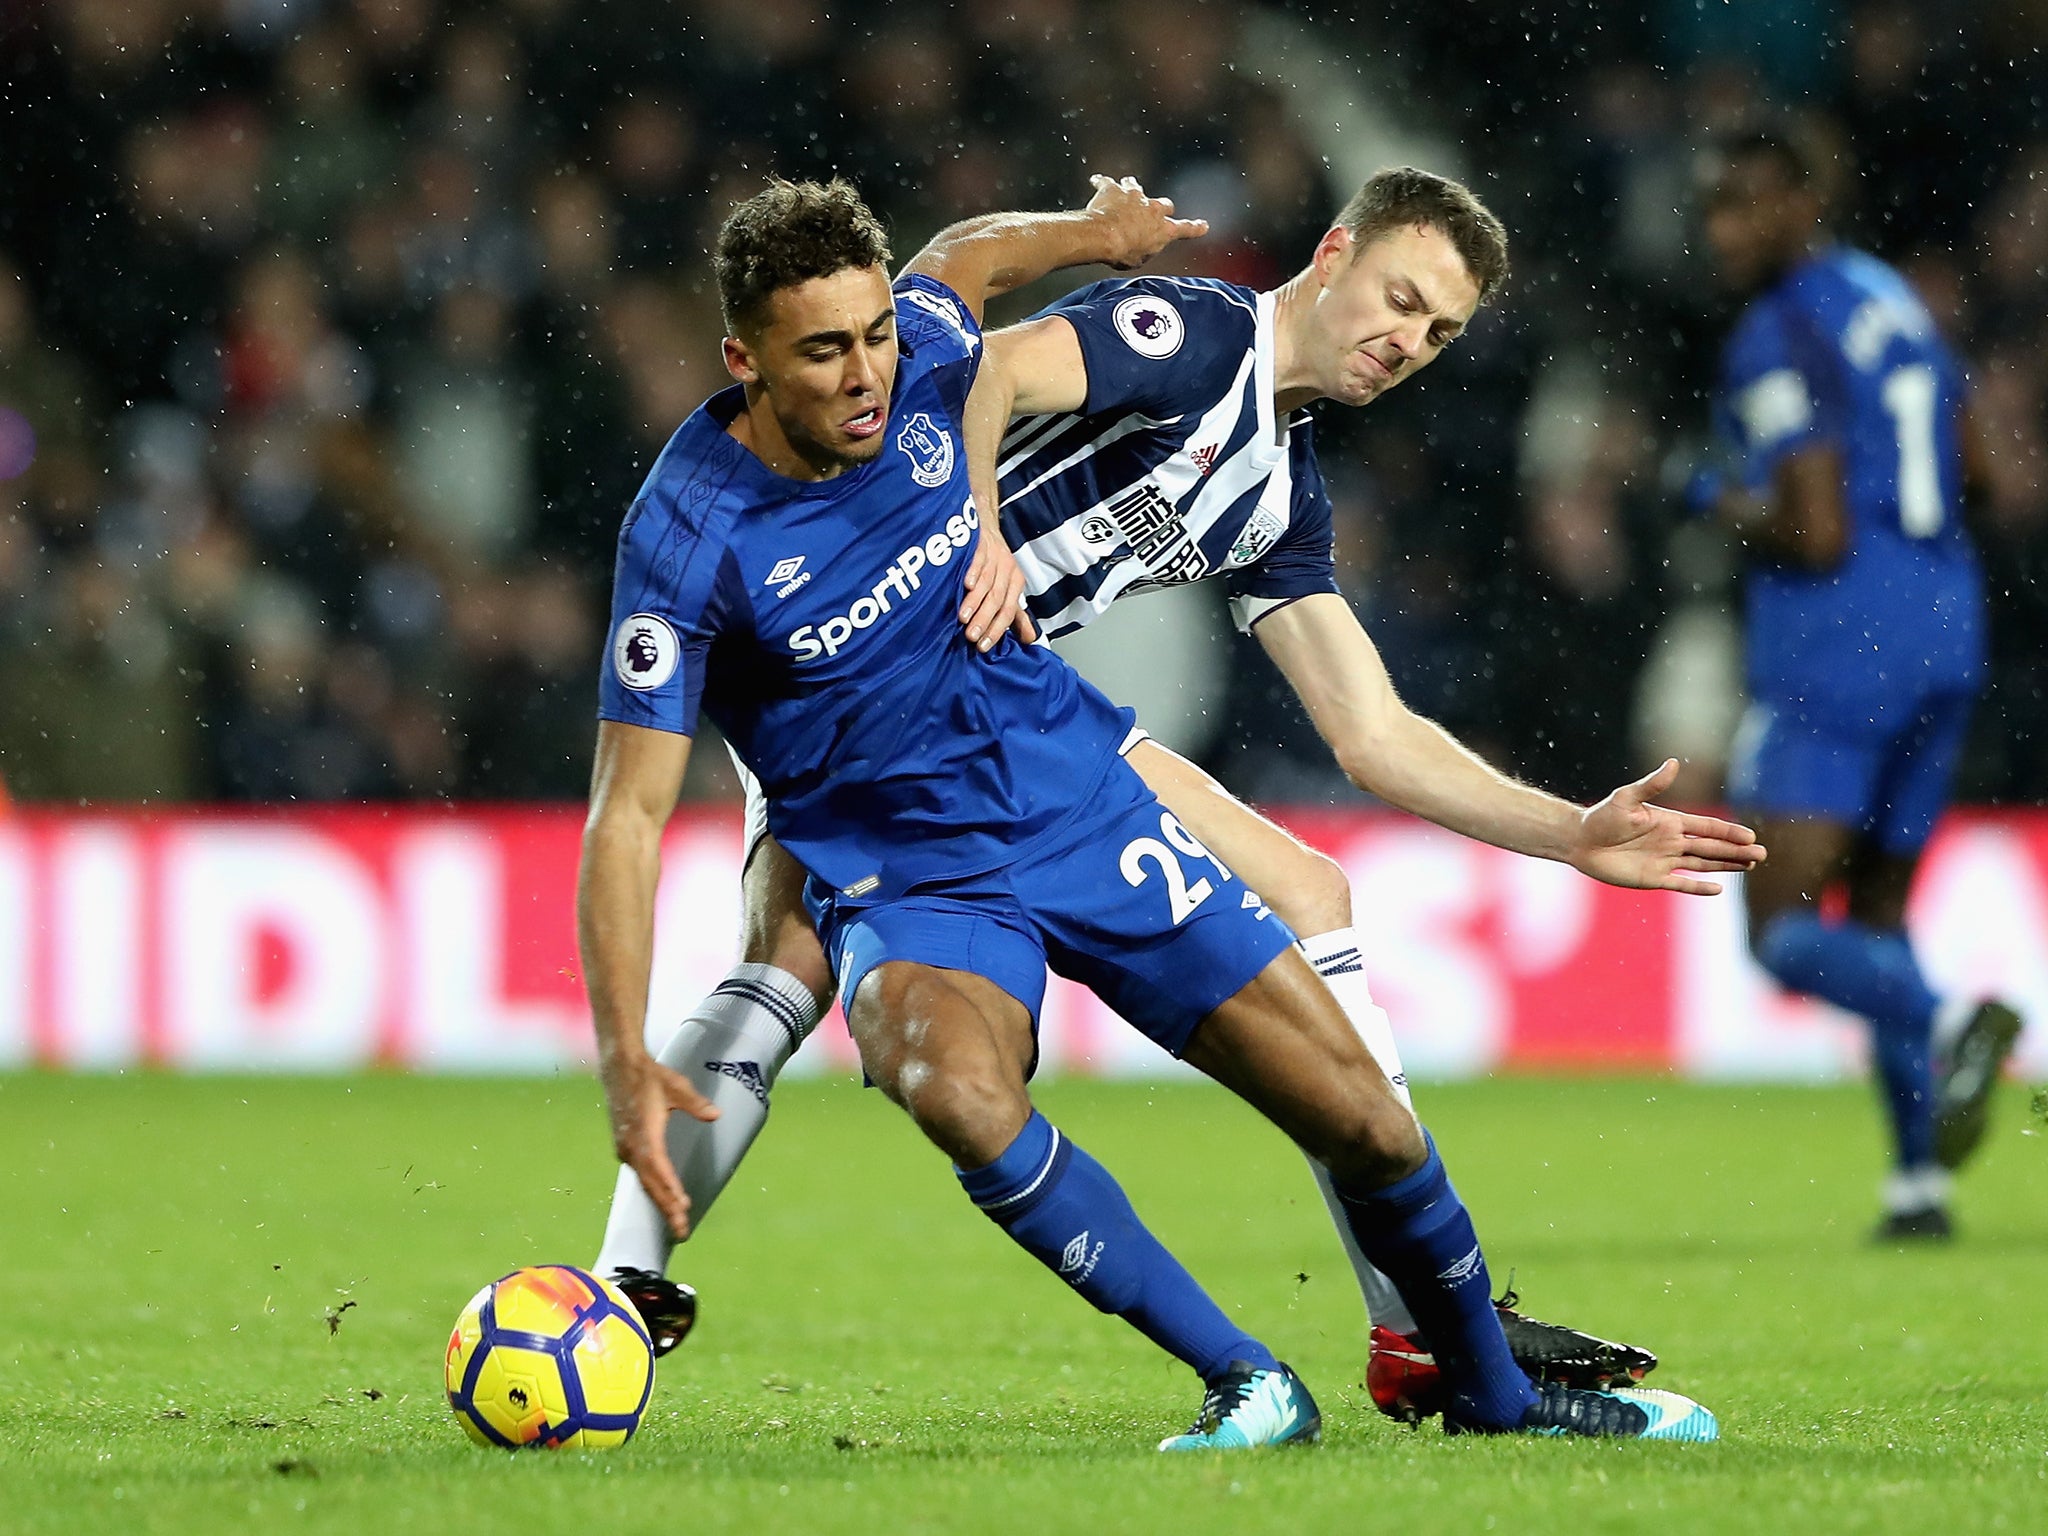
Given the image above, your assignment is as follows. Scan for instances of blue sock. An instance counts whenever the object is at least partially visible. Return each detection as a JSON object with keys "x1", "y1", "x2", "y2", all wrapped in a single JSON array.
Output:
[
  {"x1": 1757, "y1": 911, "x2": 1939, "y2": 1168},
  {"x1": 957, "y1": 1111, "x2": 1277, "y2": 1383},
  {"x1": 1332, "y1": 1134, "x2": 1538, "y2": 1428}
]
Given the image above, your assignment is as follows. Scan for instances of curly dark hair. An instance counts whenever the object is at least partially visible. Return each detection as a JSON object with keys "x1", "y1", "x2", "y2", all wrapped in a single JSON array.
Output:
[
  {"x1": 715, "y1": 178, "x2": 893, "y2": 335},
  {"x1": 1335, "y1": 167, "x2": 1511, "y2": 305}
]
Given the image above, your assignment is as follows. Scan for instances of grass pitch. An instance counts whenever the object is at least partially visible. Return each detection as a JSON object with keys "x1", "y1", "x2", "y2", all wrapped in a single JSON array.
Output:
[{"x1": 1, "y1": 1071, "x2": 2041, "y2": 1535}]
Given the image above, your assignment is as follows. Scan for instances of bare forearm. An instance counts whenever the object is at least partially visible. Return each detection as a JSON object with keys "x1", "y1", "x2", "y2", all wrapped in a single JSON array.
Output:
[
  {"x1": 964, "y1": 356, "x2": 1019, "y2": 519},
  {"x1": 903, "y1": 179, "x2": 1205, "y2": 321},
  {"x1": 576, "y1": 812, "x2": 665, "y2": 1069},
  {"x1": 1716, "y1": 446, "x2": 1845, "y2": 570},
  {"x1": 912, "y1": 210, "x2": 1130, "y2": 307},
  {"x1": 1342, "y1": 710, "x2": 1582, "y2": 863}
]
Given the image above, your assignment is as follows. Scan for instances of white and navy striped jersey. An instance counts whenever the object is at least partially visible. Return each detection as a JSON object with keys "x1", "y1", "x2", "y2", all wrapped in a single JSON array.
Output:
[{"x1": 997, "y1": 276, "x2": 1338, "y2": 639}]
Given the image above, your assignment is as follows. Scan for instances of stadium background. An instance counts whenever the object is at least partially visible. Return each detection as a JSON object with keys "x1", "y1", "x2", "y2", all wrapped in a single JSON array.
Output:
[{"x1": 0, "y1": 0, "x2": 2043, "y2": 1079}]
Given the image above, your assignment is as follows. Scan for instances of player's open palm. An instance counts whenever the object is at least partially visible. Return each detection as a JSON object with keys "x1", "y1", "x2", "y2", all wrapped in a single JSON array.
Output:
[
  {"x1": 599, "y1": 1049, "x2": 719, "y2": 1239},
  {"x1": 1571, "y1": 758, "x2": 1768, "y2": 896},
  {"x1": 1085, "y1": 175, "x2": 1209, "y2": 269}
]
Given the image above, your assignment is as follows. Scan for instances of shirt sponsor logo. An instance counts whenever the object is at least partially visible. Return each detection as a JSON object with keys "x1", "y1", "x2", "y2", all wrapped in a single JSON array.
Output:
[
  {"x1": 1112, "y1": 294, "x2": 1185, "y2": 359},
  {"x1": 612, "y1": 612, "x2": 680, "y2": 691},
  {"x1": 1101, "y1": 481, "x2": 1209, "y2": 584},
  {"x1": 896, "y1": 411, "x2": 956, "y2": 488},
  {"x1": 786, "y1": 498, "x2": 979, "y2": 659}
]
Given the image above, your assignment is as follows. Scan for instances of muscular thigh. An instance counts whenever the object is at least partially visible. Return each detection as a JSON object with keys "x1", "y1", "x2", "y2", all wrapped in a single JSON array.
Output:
[
  {"x1": 846, "y1": 960, "x2": 1038, "y2": 1166},
  {"x1": 1742, "y1": 817, "x2": 1855, "y2": 928},
  {"x1": 1181, "y1": 948, "x2": 1422, "y2": 1185},
  {"x1": 1842, "y1": 839, "x2": 1922, "y2": 931},
  {"x1": 739, "y1": 833, "x2": 833, "y2": 1003}
]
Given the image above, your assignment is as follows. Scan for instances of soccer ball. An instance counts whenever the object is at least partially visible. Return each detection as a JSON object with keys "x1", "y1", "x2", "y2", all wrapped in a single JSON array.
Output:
[{"x1": 444, "y1": 1265, "x2": 656, "y2": 1448}]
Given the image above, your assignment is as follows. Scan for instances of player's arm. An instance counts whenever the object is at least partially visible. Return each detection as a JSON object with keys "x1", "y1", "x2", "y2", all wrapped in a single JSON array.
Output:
[
  {"x1": 954, "y1": 317, "x2": 1096, "y2": 648},
  {"x1": 1254, "y1": 592, "x2": 1765, "y2": 894},
  {"x1": 578, "y1": 718, "x2": 719, "y2": 1238},
  {"x1": 1706, "y1": 444, "x2": 1847, "y2": 570},
  {"x1": 899, "y1": 175, "x2": 1207, "y2": 326}
]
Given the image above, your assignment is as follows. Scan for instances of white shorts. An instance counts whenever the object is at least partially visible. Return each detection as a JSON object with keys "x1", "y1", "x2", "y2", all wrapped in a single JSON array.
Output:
[{"x1": 732, "y1": 726, "x2": 1154, "y2": 873}]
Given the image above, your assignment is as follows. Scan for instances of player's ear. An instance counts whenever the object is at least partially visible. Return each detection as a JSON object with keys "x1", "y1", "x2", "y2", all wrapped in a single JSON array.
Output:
[
  {"x1": 723, "y1": 334, "x2": 760, "y2": 386},
  {"x1": 1312, "y1": 225, "x2": 1353, "y2": 285}
]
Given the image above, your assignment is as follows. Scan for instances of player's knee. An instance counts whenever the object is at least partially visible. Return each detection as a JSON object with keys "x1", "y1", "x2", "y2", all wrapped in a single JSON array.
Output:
[
  {"x1": 1265, "y1": 847, "x2": 1353, "y2": 937},
  {"x1": 1316, "y1": 1092, "x2": 1427, "y2": 1190},
  {"x1": 857, "y1": 967, "x2": 1028, "y2": 1163},
  {"x1": 738, "y1": 921, "x2": 835, "y2": 1009},
  {"x1": 896, "y1": 1055, "x2": 1026, "y2": 1165},
  {"x1": 1751, "y1": 908, "x2": 1811, "y2": 980}
]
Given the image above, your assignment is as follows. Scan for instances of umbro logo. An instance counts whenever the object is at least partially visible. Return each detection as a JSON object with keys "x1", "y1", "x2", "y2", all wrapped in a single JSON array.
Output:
[
  {"x1": 1241, "y1": 890, "x2": 1272, "y2": 919},
  {"x1": 765, "y1": 556, "x2": 812, "y2": 599},
  {"x1": 1437, "y1": 1243, "x2": 1484, "y2": 1286},
  {"x1": 1058, "y1": 1230, "x2": 1103, "y2": 1284},
  {"x1": 706, "y1": 1059, "x2": 770, "y2": 1104}
]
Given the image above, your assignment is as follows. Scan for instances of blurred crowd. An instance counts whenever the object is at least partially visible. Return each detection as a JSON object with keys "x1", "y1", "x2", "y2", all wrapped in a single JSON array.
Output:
[{"x1": 0, "y1": 0, "x2": 2042, "y2": 809}]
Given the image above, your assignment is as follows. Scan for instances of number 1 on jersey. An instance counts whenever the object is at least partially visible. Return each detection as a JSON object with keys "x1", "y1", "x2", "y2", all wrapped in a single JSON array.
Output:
[{"x1": 1881, "y1": 363, "x2": 1944, "y2": 538}]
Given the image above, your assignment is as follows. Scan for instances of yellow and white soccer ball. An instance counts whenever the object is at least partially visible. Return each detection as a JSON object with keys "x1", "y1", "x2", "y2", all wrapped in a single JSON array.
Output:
[{"x1": 445, "y1": 1265, "x2": 655, "y2": 1448}]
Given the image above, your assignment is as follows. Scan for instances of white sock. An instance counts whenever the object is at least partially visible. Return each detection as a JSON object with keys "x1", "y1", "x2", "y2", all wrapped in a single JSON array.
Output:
[
  {"x1": 1883, "y1": 1164, "x2": 1952, "y2": 1217},
  {"x1": 1299, "y1": 927, "x2": 1420, "y2": 1337},
  {"x1": 1931, "y1": 996, "x2": 1977, "y2": 1059},
  {"x1": 594, "y1": 963, "x2": 821, "y2": 1278}
]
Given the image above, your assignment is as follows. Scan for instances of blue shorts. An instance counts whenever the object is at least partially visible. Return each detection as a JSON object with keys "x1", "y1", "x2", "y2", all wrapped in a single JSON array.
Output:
[
  {"x1": 807, "y1": 762, "x2": 1296, "y2": 1061},
  {"x1": 1726, "y1": 689, "x2": 1976, "y2": 855}
]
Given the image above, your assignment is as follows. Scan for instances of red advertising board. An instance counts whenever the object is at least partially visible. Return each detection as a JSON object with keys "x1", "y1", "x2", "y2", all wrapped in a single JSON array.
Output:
[{"x1": 1, "y1": 806, "x2": 2042, "y2": 1079}]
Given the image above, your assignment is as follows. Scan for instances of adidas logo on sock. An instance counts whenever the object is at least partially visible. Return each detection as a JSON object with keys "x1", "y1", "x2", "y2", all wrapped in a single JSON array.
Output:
[{"x1": 705, "y1": 1059, "x2": 770, "y2": 1105}]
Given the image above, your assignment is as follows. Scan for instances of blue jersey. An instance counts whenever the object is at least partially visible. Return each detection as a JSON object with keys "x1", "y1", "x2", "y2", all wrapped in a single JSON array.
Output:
[
  {"x1": 997, "y1": 277, "x2": 1339, "y2": 638},
  {"x1": 600, "y1": 274, "x2": 1133, "y2": 898},
  {"x1": 1713, "y1": 246, "x2": 1985, "y2": 723}
]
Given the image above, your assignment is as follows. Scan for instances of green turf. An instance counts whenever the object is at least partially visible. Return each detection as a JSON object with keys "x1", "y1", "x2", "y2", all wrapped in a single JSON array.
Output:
[{"x1": 0, "y1": 1072, "x2": 2041, "y2": 1535}]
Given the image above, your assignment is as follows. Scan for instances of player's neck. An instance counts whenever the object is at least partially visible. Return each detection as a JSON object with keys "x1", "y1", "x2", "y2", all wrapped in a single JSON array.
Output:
[
  {"x1": 1268, "y1": 269, "x2": 1323, "y2": 416},
  {"x1": 728, "y1": 396, "x2": 855, "y2": 483}
]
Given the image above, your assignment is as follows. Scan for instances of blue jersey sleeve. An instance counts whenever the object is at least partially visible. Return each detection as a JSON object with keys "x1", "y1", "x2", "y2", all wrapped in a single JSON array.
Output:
[
  {"x1": 597, "y1": 487, "x2": 740, "y2": 736},
  {"x1": 1225, "y1": 422, "x2": 1340, "y2": 632},
  {"x1": 1034, "y1": 277, "x2": 1260, "y2": 419},
  {"x1": 892, "y1": 273, "x2": 984, "y2": 425},
  {"x1": 1716, "y1": 299, "x2": 1837, "y2": 490}
]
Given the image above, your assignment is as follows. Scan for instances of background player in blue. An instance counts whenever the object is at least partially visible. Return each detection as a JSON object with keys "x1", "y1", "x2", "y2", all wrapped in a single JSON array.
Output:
[
  {"x1": 1696, "y1": 131, "x2": 2024, "y2": 1241},
  {"x1": 580, "y1": 176, "x2": 1718, "y2": 1446}
]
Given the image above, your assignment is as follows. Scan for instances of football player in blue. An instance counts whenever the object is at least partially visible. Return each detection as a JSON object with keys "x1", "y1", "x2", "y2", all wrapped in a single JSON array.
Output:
[
  {"x1": 583, "y1": 174, "x2": 1727, "y2": 1446},
  {"x1": 1697, "y1": 130, "x2": 2024, "y2": 1242}
]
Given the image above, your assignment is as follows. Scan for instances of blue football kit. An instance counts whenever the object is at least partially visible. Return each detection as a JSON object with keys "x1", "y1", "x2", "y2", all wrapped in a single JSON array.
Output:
[
  {"x1": 600, "y1": 273, "x2": 1291, "y2": 1055},
  {"x1": 997, "y1": 275, "x2": 1340, "y2": 638},
  {"x1": 1715, "y1": 244, "x2": 1992, "y2": 1190},
  {"x1": 1714, "y1": 245, "x2": 1986, "y2": 854}
]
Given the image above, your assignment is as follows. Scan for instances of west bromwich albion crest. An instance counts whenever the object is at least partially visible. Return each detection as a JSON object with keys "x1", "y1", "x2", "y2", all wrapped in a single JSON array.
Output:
[{"x1": 896, "y1": 412, "x2": 955, "y2": 488}]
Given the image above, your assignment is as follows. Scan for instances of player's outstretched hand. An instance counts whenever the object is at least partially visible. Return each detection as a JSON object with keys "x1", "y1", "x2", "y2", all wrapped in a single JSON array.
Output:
[
  {"x1": 1570, "y1": 758, "x2": 1767, "y2": 896},
  {"x1": 598, "y1": 1048, "x2": 719, "y2": 1240},
  {"x1": 961, "y1": 522, "x2": 1038, "y2": 651},
  {"x1": 1085, "y1": 174, "x2": 1209, "y2": 270}
]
